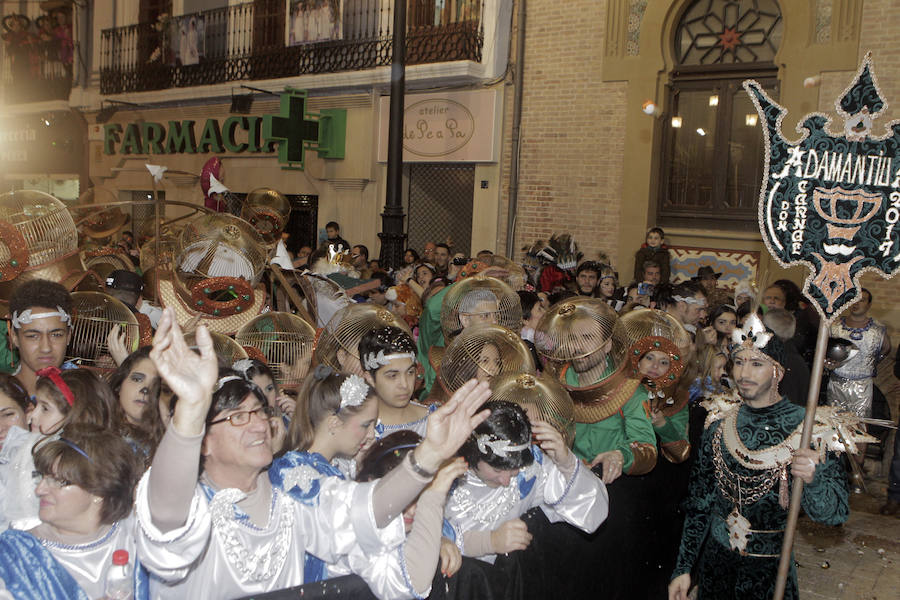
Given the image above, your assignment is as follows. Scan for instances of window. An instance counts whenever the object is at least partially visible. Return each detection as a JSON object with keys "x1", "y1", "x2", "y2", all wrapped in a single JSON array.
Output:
[{"x1": 657, "y1": 0, "x2": 782, "y2": 230}]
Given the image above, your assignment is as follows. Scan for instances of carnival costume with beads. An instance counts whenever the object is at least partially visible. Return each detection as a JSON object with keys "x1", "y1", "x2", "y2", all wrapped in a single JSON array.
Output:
[
  {"x1": 827, "y1": 316, "x2": 888, "y2": 417},
  {"x1": 269, "y1": 451, "x2": 431, "y2": 600},
  {"x1": 672, "y1": 315, "x2": 852, "y2": 599},
  {"x1": 443, "y1": 446, "x2": 608, "y2": 564}
]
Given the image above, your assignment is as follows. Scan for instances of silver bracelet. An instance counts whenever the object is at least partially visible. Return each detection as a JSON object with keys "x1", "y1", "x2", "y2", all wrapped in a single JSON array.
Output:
[{"x1": 408, "y1": 449, "x2": 436, "y2": 478}]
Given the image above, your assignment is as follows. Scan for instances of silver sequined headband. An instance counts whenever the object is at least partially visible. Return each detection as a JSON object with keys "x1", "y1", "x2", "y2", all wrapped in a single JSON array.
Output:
[
  {"x1": 362, "y1": 350, "x2": 416, "y2": 371},
  {"x1": 475, "y1": 434, "x2": 529, "y2": 458}
]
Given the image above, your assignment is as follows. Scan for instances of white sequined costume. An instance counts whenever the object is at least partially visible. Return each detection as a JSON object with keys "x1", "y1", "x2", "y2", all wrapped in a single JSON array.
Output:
[
  {"x1": 22, "y1": 515, "x2": 139, "y2": 598},
  {"x1": 271, "y1": 451, "x2": 435, "y2": 600},
  {"x1": 135, "y1": 470, "x2": 405, "y2": 600},
  {"x1": 827, "y1": 317, "x2": 887, "y2": 417},
  {"x1": 0, "y1": 426, "x2": 49, "y2": 532},
  {"x1": 444, "y1": 446, "x2": 608, "y2": 563}
]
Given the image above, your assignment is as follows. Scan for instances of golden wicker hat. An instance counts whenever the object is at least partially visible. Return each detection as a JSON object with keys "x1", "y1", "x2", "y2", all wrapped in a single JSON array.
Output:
[
  {"x1": 72, "y1": 187, "x2": 128, "y2": 240},
  {"x1": 155, "y1": 274, "x2": 267, "y2": 336},
  {"x1": 83, "y1": 249, "x2": 135, "y2": 275},
  {"x1": 156, "y1": 214, "x2": 268, "y2": 333},
  {"x1": 184, "y1": 330, "x2": 248, "y2": 365},
  {"x1": 618, "y1": 309, "x2": 692, "y2": 409},
  {"x1": 140, "y1": 235, "x2": 178, "y2": 274},
  {"x1": 175, "y1": 213, "x2": 266, "y2": 285},
  {"x1": 534, "y1": 297, "x2": 634, "y2": 423},
  {"x1": 0, "y1": 190, "x2": 81, "y2": 297},
  {"x1": 438, "y1": 323, "x2": 535, "y2": 394},
  {"x1": 240, "y1": 187, "x2": 291, "y2": 247},
  {"x1": 66, "y1": 291, "x2": 141, "y2": 370},
  {"x1": 488, "y1": 372, "x2": 576, "y2": 447},
  {"x1": 235, "y1": 312, "x2": 316, "y2": 391},
  {"x1": 315, "y1": 304, "x2": 413, "y2": 377},
  {"x1": 440, "y1": 276, "x2": 522, "y2": 343},
  {"x1": 486, "y1": 255, "x2": 528, "y2": 291}
]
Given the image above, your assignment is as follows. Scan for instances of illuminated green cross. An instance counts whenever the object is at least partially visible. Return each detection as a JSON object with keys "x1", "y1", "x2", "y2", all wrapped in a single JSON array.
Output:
[{"x1": 263, "y1": 89, "x2": 319, "y2": 171}]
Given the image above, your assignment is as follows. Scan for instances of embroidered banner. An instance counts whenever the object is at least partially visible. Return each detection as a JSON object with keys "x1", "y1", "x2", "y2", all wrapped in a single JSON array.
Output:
[{"x1": 744, "y1": 53, "x2": 900, "y2": 321}]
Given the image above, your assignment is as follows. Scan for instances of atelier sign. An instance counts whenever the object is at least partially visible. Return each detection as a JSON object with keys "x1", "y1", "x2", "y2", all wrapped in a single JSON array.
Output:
[{"x1": 377, "y1": 90, "x2": 497, "y2": 162}]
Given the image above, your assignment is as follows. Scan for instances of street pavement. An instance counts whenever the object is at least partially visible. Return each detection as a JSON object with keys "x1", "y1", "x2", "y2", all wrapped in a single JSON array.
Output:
[{"x1": 795, "y1": 468, "x2": 899, "y2": 599}]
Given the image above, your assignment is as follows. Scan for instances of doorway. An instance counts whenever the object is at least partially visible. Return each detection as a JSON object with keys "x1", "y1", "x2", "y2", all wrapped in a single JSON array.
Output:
[{"x1": 407, "y1": 164, "x2": 474, "y2": 257}]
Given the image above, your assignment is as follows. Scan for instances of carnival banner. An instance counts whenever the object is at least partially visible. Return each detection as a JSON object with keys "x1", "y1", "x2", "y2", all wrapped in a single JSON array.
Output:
[{"x1": 744, "y1": 53, "x2": 900, "y2": 322}]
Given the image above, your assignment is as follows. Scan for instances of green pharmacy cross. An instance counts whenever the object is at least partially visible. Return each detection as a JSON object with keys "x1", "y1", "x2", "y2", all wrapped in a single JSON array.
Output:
[{"x1": 263, "y1": 88, "x2": 346, "y2": 171}]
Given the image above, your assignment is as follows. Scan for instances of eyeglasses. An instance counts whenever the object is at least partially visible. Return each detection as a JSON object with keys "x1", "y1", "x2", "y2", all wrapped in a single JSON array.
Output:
[
  {"x1": 209, "y1": 405, "x2": 275, "y2": 427},
  {"x1": 32, "y1": 471, "x2": 72, "y2": 488}
]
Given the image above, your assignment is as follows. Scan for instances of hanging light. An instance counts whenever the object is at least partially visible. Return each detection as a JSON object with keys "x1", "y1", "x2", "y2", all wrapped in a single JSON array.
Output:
[
  {"x1": 745, "y1": 114, "x2": 758, "y2": 127},
  {"x1": 708, "y1": 95, "x2": 719, "y2": 107},
  {"x1": 696, "y1": 128, "x2": 706, "y2": 136},
  {"x1": 671, "y1": 116, "x2": 683, "y2": 128}
]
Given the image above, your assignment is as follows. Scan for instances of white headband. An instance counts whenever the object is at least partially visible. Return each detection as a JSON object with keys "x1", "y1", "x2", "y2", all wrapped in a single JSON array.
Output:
[
  {"x1": 10, "y1": 306, "x2": 71, "y2": 329},
  {"x1": 214, "y1": 375, "x2": 244, "y2": 392},
  {"x1": 475, "y1": 434, "x2": 529, "y2": 458},
  {"x1": 363, "y1": 350, "x2": 416, "y2": 371},
  {"x1": 673, "y1": 295, "x2": 707, "y2": 307},
  {"x1": 339, "y1": 374, "x2": 369, "y2": 411}
]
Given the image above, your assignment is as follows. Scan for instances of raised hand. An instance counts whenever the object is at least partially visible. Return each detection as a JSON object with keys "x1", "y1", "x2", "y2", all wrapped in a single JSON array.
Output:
[
  {"x1": 149, "y1": 307, "x2": 218, "y2": 436},
  {"x1": 490, "y1": 518, "x2": 532, "y2": 554},
  {"x1": 106, "y1": 325, "x2": 130, "y2": 366},
  {"x1": 531, "y1": 420, "x2": 574, "y2": 469},
  {"x1": 415, "y1": 380, "x2": 491, "y2": 473},
  {"x1": 429, "y1": 457, "x2": 468, "y2": 496}
]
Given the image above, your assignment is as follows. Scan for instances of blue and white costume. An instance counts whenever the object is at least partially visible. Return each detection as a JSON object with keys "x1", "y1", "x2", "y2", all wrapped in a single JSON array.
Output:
[{"x1": 444, "y1": 446, "x2": 608, "y2": 563}]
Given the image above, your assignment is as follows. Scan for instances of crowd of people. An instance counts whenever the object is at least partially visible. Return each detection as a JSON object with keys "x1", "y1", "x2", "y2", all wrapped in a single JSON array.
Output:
[{"x1": 0, "y1": 221, "x2": 893, "y2": 600}]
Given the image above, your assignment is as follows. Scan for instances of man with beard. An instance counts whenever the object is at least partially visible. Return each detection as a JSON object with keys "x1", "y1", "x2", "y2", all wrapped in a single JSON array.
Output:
[{"x1": 669, "y1": 315, "x2": 848, "y2": 600}]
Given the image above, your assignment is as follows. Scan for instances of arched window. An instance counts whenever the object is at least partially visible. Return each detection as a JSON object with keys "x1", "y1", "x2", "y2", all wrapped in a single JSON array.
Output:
[{"x1": 658, "y1": 0, "x2": 783, "y2": 230}]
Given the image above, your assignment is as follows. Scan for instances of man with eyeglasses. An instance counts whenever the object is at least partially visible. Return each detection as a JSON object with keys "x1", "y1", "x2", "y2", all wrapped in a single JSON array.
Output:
[{"x1": 136, "y1": 307, "x2": 492, "y2": 599}]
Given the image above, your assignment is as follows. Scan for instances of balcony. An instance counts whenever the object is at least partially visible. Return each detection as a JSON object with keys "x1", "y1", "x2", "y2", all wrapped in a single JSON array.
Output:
[
  {"x1": 1, "y1": 13, "x2": 74, "y2": 105},
  {"x1": 100, "y1": 1, "x2": 485, "y2": 96}
]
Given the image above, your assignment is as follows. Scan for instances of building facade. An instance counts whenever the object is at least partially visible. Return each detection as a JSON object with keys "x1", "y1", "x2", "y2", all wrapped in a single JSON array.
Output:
[{"x1": 2, "y1": 0, "x2": 899, "y2": 334}]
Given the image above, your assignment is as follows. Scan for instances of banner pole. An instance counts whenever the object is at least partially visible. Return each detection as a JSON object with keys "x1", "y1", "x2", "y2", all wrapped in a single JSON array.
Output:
[{"x1": 772, "y1": 320, "x2": 830, "y2": 600}]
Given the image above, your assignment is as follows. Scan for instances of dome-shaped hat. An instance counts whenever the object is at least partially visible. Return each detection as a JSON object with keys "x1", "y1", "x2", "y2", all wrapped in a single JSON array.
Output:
[
  {"x1": 488, "y1": 372, "x2": 576, "y2": 447},
  {"x1": 440, "y1": 275, "x2": 522, "y2": 343},
  {"x1": 315, "y1": 304, "x2": 413, "y2": 377},
  {"x1": 240, "y1": 187, "x2": 291, "y2": 247},
  {"x1": 235, "y1": 311, "x2": 316, "y2": 391},
  {"x1": 438, "y1": 323, "x2": 535, "y2": 394},
  {"x1": 0, "y1": 190, "x2": 82, "y2": 299},
  {"x1": 535, "y1": 297, "x2": 635, "y2": 423},
  {"x1": 66, "y1": 292, "x2": 140, "y2": 370}
]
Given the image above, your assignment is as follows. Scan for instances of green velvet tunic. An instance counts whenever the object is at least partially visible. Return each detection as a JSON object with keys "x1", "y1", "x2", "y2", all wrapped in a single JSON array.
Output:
[{"x1": 672, "y1": 397, "x2": 849, "y2": 599}]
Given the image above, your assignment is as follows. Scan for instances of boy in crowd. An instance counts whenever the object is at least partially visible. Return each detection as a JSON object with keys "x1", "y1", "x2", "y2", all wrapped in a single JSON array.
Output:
[{"x1": 633, "y1": 227, "x2": 671, "y2": 285}]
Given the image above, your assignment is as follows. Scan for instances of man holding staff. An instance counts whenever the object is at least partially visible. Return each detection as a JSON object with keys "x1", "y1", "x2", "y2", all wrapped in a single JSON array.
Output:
[{"x1": 669, "y1": 315, "x2": 849, "y2": 600}]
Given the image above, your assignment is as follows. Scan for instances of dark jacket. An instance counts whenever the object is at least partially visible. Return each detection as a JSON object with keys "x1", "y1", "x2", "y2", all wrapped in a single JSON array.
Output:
[
  {"x1": 779, "y1": 339, "x2": 810, "y2": 406},
  {"x1": 633, "y1": 244, "x2": 672, "y2": 283}
]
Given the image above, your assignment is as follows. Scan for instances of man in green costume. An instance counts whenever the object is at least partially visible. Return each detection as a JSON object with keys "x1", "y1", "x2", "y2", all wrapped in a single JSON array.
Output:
[
  {"x1": 669, "y1": 314, "x2": 849, "y2": 600},
  {"x1": 535, "y1": 298, "x2": 658, "y2": 483}
]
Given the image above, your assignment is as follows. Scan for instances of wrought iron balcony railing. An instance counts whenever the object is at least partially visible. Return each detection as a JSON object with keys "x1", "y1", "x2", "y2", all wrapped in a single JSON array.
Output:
[{"x1": 100, "y1": 0, "x2": 484, "y2": 95}]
